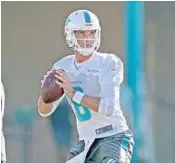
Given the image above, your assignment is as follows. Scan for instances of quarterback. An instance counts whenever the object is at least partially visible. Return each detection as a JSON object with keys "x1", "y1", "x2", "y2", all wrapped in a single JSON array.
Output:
[{"x1": 38, "y1": 9, "x2": 134, "y2": 163}]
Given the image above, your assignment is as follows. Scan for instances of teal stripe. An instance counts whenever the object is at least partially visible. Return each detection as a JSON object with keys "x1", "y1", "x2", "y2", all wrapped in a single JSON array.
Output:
[
  {"x1": 84, "y1": 11, "x2": 91, "y2": 23},
  {"x1": 121, "y1": 135, "x2": 130, "y2": 151}
]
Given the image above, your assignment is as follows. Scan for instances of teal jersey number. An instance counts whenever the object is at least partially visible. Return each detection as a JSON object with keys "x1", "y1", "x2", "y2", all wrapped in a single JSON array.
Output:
[{"x1": 72, "y1": 87, "x2": 92, "y2": 122}]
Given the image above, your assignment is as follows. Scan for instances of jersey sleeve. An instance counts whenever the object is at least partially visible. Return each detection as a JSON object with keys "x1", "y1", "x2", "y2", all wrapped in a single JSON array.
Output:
[
  {"x1": 38, "y1": 94, "x2": 65, "y2": 117},
  {"x1": 98, "y1": 54, "x2": 123, "y2": 116},
  {"x1": 38, "y1": 59, "x2": 65, "y2": 117}
]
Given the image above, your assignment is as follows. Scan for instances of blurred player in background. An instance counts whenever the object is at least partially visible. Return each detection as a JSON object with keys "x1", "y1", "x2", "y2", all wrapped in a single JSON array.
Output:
[
  {"x1": 1, "y1": 82, "x2": 7, "y2": 163},
  {"x1": 38, "y1": 9, "x2": 134, "y2": 163}
]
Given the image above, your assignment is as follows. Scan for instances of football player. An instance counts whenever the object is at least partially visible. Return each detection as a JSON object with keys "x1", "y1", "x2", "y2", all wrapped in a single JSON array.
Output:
[{"x1": 38, "y1": 9, "x2": 134, "y2": 163}]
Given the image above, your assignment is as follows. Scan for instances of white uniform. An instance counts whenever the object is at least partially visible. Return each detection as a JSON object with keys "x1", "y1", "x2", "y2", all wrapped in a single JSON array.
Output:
[
  {"x1": 39, "y1": 52, "x2": 129, "y2": 163},
  {"x1": 40, "y1": 52, "x2": 128, "y2": 138}
]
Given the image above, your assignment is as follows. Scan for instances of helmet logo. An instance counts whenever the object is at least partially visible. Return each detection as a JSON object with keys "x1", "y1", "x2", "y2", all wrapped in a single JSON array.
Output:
[{"x1": 66, "y1": 18, "x2": 71, "y2": 25}]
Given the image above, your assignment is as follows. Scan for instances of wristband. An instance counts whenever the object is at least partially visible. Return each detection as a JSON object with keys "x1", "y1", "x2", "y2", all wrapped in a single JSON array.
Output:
[{"x1": 72, "y1": 91, "x2": 84, "y2": 104}]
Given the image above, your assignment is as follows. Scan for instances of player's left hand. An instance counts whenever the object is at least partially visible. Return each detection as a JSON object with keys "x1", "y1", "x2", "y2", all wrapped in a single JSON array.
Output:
[{"x1": 55, "y1": 70, "x2": 75, "y2": 99}]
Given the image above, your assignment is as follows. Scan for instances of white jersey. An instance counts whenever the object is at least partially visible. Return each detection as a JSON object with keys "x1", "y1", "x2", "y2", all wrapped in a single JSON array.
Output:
[
  {"x1": 1, "y1": 82, "x2": 7, "y2": 162},
  {"x1": 40, "y1": 52, "x2": 129, "y2": 140}
]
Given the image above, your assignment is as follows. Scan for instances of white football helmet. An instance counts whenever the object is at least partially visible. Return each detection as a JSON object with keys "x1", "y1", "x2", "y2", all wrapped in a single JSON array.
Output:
[{"x1": 64, "y1": 9, "x2": 101, "y2": 56}]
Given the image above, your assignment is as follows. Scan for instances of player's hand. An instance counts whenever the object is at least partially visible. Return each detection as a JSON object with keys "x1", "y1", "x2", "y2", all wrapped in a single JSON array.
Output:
[
  {"x1": 55, "y1": 70, "x2": 75, "y2": 98},
  {"x1": 41, "y1": 70, "x2": 53, "y2": 87}
]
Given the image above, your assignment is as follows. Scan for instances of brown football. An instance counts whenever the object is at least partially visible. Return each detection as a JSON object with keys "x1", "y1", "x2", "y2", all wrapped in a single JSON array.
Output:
[{"x1": 41, "y1": 69, "x2": 64, "y2": 103}]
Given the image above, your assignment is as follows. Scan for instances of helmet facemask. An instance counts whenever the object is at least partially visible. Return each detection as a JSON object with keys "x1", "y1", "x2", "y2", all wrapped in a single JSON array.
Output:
[{"x1": 72, "y1": 29, "x2": 101, "y2": 56}]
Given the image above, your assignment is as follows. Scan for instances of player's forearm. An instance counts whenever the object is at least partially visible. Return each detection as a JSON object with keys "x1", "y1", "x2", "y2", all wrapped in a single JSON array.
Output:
[
  {"x1": 71, "y1": 91, "x2": 100, "y2": 112},
  {"x1": 81, "y1": 95, "x2": 101, "y2": 112},
  {"x1": 71, "y1": 91, "x2": 117, "y2": 116},
  {"x1": 38, "y1": 96, "x2": 53, "y2": 116}
]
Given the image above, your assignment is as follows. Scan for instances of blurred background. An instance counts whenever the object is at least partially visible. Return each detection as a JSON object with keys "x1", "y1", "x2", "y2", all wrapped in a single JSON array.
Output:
[{"x1": 1, "y1": 1, "x2": 175, "y2": 163}]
